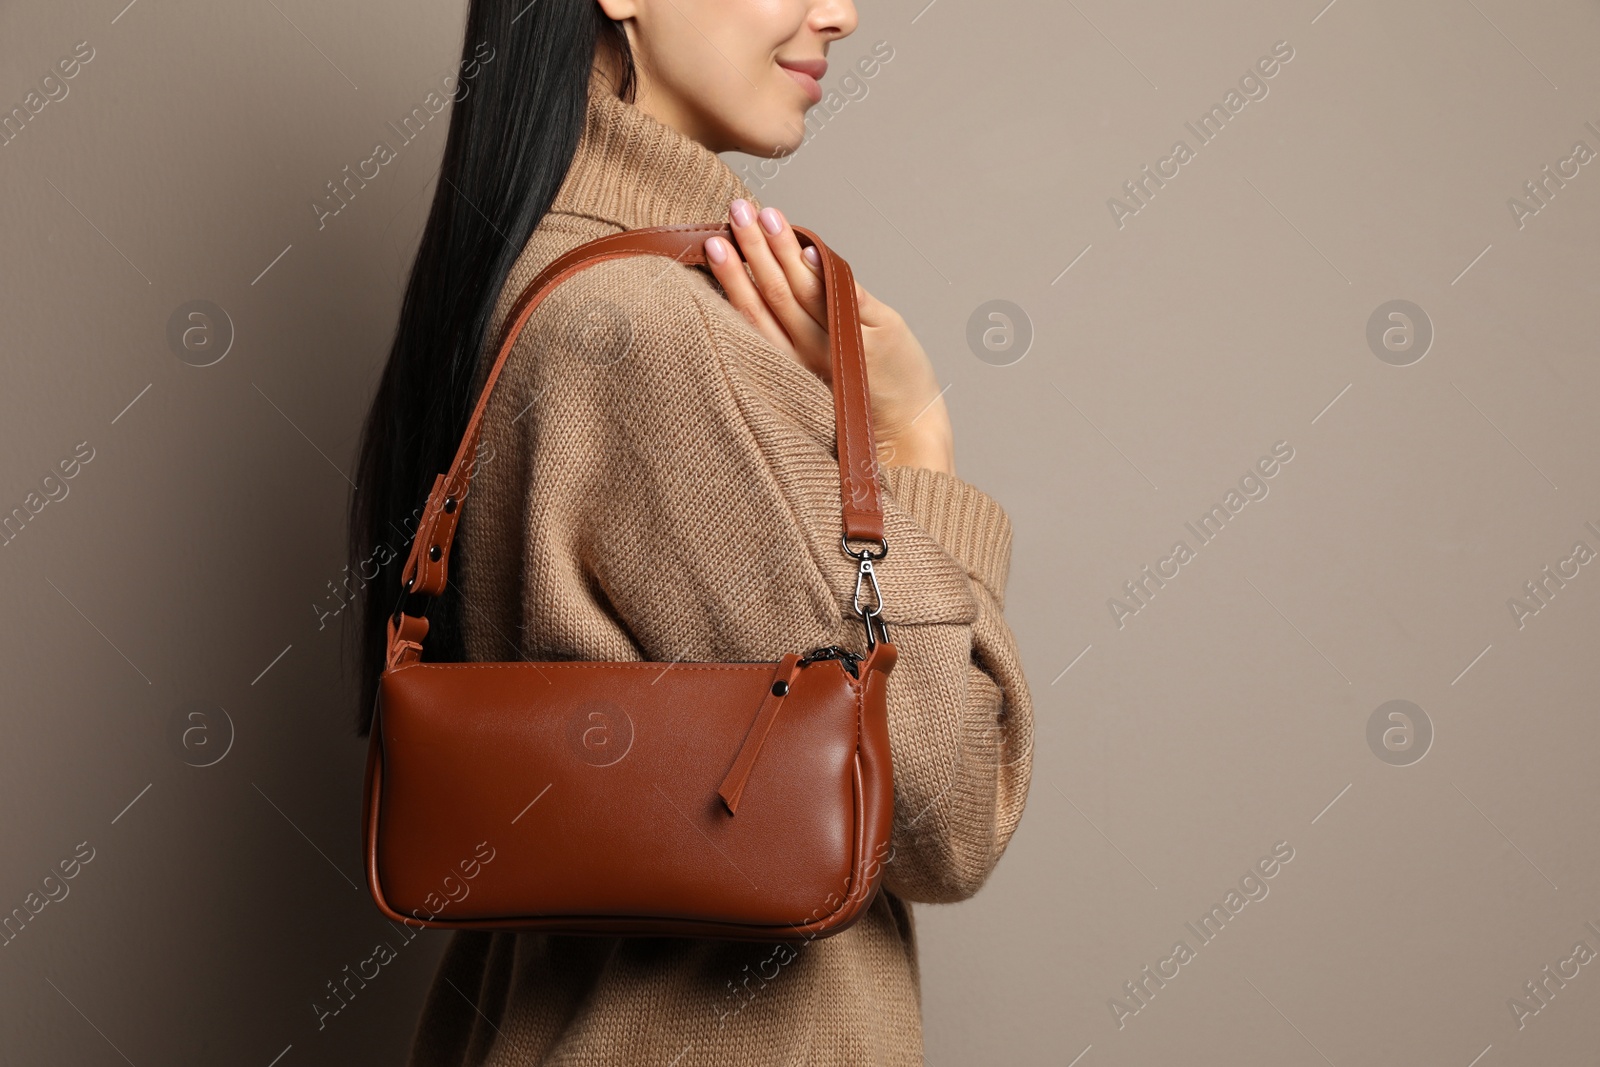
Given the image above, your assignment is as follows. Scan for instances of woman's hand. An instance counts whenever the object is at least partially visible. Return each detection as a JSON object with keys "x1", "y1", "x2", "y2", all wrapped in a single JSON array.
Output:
[{"x1": 703, "y1": 198, "x2": 956, "y2": 475}]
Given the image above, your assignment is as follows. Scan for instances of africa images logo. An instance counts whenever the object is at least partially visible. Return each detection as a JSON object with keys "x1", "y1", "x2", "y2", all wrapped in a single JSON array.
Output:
[
  {"x1": 1108, "y1": 441, "x2": 1295, "y2": 629},
  {"x1": 1106, "y1": 40, "x2": 1296, "y2": 229},
  {"x1": 1107, "y1": 841, "x2": 1296, "y2": 1029},
  {"x1": 566, "y1": 698, "x2": 634, "y2": 768}
]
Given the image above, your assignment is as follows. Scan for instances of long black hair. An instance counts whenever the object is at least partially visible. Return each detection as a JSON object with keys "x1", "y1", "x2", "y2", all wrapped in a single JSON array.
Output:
[{"x1": 347, "y1": 1, "x2": 635, "y2": 735}]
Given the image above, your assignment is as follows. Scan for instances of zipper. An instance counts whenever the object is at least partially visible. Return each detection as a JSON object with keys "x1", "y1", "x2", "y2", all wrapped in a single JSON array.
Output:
[{"x1": 797, "y1": 645, "x2": 863, "y2": 678}]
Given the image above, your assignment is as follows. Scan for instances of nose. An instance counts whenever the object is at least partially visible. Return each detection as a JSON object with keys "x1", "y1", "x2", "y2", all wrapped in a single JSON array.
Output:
[{"x1": 811, "y1": 0, "x2": 859, "y2": 41}]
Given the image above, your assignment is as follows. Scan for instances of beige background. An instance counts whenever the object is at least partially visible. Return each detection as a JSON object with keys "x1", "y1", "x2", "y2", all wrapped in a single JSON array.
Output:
[{"x1": 3, "y1": 0, "x2": 1599, "y2": 1063}]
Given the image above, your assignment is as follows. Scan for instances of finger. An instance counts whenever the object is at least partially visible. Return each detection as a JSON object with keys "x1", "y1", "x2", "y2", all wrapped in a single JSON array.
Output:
[
  {"x1": 755, "y1": 207, "x2": 826, "y2": 328},
  {"x1": 853, "y1": 277, "x2": 897, "y2": 329},
  {"x1": 703, "y1": 236, "x2": 790, "y2": 351},
  {"x1": 729, "y1": 200, "x2": 828, "y2": 359}
]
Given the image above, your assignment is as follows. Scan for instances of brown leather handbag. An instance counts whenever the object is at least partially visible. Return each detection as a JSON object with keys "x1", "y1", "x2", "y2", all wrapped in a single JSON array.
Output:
[{"x1": 363, "y1": 223, "x2": 899, "y2": 941}]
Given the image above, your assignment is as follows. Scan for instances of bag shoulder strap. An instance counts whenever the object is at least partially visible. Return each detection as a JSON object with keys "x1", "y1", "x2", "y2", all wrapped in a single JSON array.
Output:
[{"x1": 388, "y1": 223, "x2": 886, "y2": 663}]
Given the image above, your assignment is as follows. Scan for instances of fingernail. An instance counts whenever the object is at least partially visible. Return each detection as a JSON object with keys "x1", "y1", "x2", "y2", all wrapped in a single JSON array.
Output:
[
  {"x1": 802, "y1": 245, "x2": 821, "y2": 271},
  {"x1": 705, "y1": 236, "x2": 728, "y2": 264},
  {"x1": 730, "y1": 199, "x2": 755, "y2": 227},
  {"x1": 758, "y1": 207, "x2": 783, "y2": 235}
]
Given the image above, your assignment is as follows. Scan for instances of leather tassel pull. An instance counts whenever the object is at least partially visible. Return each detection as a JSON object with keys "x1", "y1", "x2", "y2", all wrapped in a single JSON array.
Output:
[{"x1": 718, "y1": 654, "x2": 803, "y2": 815}]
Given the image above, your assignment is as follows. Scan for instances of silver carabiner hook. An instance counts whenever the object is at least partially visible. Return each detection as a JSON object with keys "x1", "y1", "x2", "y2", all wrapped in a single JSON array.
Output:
[{"x1": 852, "y1": 556, "x2": 889, "y2": 649}]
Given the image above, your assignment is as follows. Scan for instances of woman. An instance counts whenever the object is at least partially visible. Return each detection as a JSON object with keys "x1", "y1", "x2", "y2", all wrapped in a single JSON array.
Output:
[{"x1": 349, "y1": 1, "x2": 1033, "y2": 1063}]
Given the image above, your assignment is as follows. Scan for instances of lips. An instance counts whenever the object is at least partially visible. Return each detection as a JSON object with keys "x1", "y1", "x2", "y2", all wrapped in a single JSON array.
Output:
[{"x1": 777, "y1": 58, "x2": 827, "y2": 104}]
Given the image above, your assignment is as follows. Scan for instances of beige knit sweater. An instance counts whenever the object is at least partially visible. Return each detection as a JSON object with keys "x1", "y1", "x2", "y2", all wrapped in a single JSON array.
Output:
[{"x1": 404, "y1": 83, "x2": 1033, "y2": 1067}]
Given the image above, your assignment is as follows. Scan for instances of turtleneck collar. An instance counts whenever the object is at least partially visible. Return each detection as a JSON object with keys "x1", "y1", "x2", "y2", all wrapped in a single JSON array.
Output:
[{"x1": 548, "y1": 77, "x2": 759, "y2": 230}]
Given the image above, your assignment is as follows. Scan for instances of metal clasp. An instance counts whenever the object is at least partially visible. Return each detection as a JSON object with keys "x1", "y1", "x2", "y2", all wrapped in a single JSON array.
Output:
[
  {"x1": 390, "y1": 576, "x2": 432, "y2": 627},
  {"x1": 842, "y1": 536, "x2": 889, "y2": 649}
]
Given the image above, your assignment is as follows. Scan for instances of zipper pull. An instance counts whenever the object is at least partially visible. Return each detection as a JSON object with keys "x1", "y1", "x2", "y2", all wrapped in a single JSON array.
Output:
[{"x1": 719, "y1": 653, "x2": 804, "y2": 815}]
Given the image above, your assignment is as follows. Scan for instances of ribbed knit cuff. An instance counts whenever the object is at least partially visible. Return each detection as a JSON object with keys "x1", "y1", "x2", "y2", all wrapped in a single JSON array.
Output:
[{"x1": 881, "y1": 465, "x2": 1014, "y2": 606}]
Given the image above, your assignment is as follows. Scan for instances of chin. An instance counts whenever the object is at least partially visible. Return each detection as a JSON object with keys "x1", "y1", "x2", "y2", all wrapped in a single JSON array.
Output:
[
  {"x1": 739, "y1": 111, "x2": 811, "y2": 158},
  {"x1": 704, "y1": 84, "x2": 807, "y2": 157}
]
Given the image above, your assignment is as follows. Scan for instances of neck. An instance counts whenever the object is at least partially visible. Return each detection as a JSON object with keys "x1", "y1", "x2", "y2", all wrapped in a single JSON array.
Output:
[
  {"x1": 591, "y1": 41, "x2": 731, "y2": 153},
  {"x1": 549, "y1": 70, "x2": 756, "y2": 230}
]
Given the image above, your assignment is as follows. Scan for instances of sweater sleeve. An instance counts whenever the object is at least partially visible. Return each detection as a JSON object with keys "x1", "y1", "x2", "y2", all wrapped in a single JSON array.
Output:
[
  {"x1": 874, "y1": 465, "x2": 1034, "y2": 904},
  {"x1": 498, "y1": 254, "x2": 1033, "y2": 906}
]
